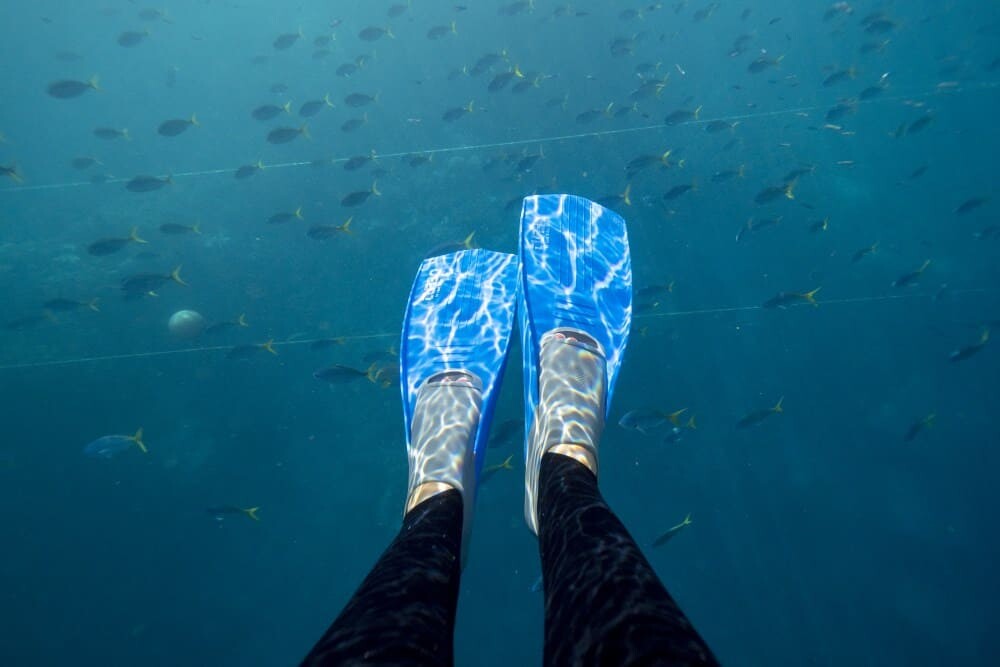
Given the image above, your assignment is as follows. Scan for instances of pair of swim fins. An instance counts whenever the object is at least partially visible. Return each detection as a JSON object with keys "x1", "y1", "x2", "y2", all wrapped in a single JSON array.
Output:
[{"x1": 400, "y1": 193, "x2": 633, "y2": 489}]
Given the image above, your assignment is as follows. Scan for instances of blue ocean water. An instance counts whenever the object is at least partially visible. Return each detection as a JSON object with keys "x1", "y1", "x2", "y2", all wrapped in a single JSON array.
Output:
[{"x1": 1, "y1": 0, "x2": 998, "y2": 664}]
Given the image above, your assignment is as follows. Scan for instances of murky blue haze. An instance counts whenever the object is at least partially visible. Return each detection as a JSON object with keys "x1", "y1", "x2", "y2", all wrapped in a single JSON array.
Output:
[{"x1": 1, "y1": 0, "x2": 998, "y2": 665}]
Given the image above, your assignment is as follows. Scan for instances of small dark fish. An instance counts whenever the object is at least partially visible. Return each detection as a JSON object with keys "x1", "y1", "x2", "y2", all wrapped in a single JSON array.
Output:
[
  {"x1": 267, "y1": 125, "x2": 309, "y2": 144},
  {"x1": 270, "y1": 82, "x2": 289, "y2": 93},
  {"x1": 206, "y1": 506, "x2": 259, "y2": 521},
  {"x1": 663, "y1": 183, "x2": 695, "y2": 200},
  {"x1": 387, "y1": 3, "x2": 409, "y2": 18},
  {"x1": 87, "y1": 227, "x2": 147, "y2": 256},
  {"x1": 480, "y1": 455, "x2": 514, "y2": 486},
  {"x1": 664, "y1": 106, "x2": 701, "y2": 125},
  {"x1": 71, "y1": 156, "x2": 101, "y2": 170},
  {"x1": 906, "y1": 114, "x2": 934, "y2": 135},
  {"x1": 891, "y1": 260, "x2": 930, "y2": 288},
  {"x1": 313, "y1": 364, "x2": 373, "y2": 384},
  {"x1": 826, "y1": 100, "x2": 856, "y2": 121},
  {"x1": 754, "y1": 181, "x2": 795, "y2": 204},
  {"x1": 809, "y1": 218, "x2": 829, "y2": 233},
  {"x1": 344, "y1": 92, "x2": 377, "y2": 108},
  {"x1": 93, "y1": 127, "x2": 129, "y2": 140},
  {"x1": 344, "y1": 152, "x2": 376, "y2": 171},
  {"x1": 903, "y1": 413, "x2": 935, "y2": 442},
  {"x1": 851, "y1": 242, "x2": 878, "y2": 263},
  {"x1": 711, "y1": 165, "x2": 745, "y2": 182},
  {"x1": 341, "y1": 114, "x2": 367, "y2": 132},
  {"x1": 630, "y1": 78, "x2": 668, "y2": 101},
  {"x1": 488, "y1": 418, "x2": 524, "y2": 449},
  {"x1": 55, "y1": 51, "x2": 83, "y2": 62},
  {"x1": 652, "y1": 514, "x2": 692, "y2": 547},
  {"x1": 425, "y1": 231, "x2": 476, "y2": 258},
  {"x1": 158, "y1": 114, "x2": 198, "y2": 137},
  {"x1": 44, "y1": 297, "x2": 99, "y2": 312},
  {"x1": 359, "y1": 25, "x2": 393, "y2": 41},
  {"x1": 955, "y1": 197, "x2": 988, "y2": 215},
  {"x1": 405, "y1": 153, "x2": 432, "y2": 167},
  {"x1": 858, "y1": 85, "x2": 885, "y2": 100},
  {"x1": 973, "y1": 226, "x2": 1000, "y2": 240},
  {"x1": 908, "y1": 165, "x2": 928, "y2": 180},
  {"x1": 204, "y1": 314, "x2": 249, "y2": 335},
  {"x1": 118, "y1": 30, "x2": 150, "y2": 47},
  {"x1": 235, "y1": 160, "x2": 265, "y2": 179},
  {"x1": 575, "y1": 107, "x2": 607, "y2": 123},
  {"x1": 84, "y1": 429, "x2": 147, "y2": 458},
  {"x1": 516, "y1": 150, "x2": 544, "y2": 173},
  {"x1": 762, "y1": 289, "x2": 820, "y2": 308},
  {"x1": 310, "y1": 337, "x2": 345, "y2": 350},
  {"x1": 227, "y1": 340, "x2": 277, "y2": 360},
  {"x1": 267, "y1": 207, "x2": 304, "y2": 224},
  {"x1": 252, "y1": 102, "x2": 291, "y2": 121},
  {"x1": 735, "y1": 217, "x2": 782, "y2": 242},
  {"x1": 442, "y1": 101, "x2": 474, "y2": 122},
  {"x1": 159, "y1": 222, "x2": 200, "y2": 235},
  {"x1": 307, "y1": 218, "x2": 353, "y2": 240},
  {"x1": 736, "y1": 397, "x2": 784, "y2": 429},
  {"x1": 336, "y1": 62, "x2": 359, "y2": 77},
  {"x1": 865, "y1": 18, "x2": 896, "y2": 35},
  {"x1": 341, "y1": 182, "x2": 381, "y2": 207},
  {"x1": 273, "y1": 29, "x2": 303, "y2": 50},
  {"x1": 822, "y1": 67, "x2": 855, "y2": 87},
  {"x1": 121, "y1": 266, "x2": 187, "y2": 293},
  {"x1": 47, "y1": 76, "x2": 100, "y2": 99},
  {"x1": 299, "y1": 95, "x2": 334, "y2": 117},
  {"x1": 949, "y1": 329, "x2": 989, "y2": 363},
  {"x1": 705, "y1": 119, "x2": 738, "y2": 133},
  {"x1": 1, "y1": 163, "x2": 23, "y2": 183},
  {"x1": 427, "y1": 22, "x2": 457, "y2": 40},
  {"x1": 470, "y1": 51, "x2": 506, "y2": 76},
  {"x1": 126, "y1": 174, "x2": 172, "y2": 192},
  {"x1": 748, "y1": 54, "x2": 783, "y2": 73}
]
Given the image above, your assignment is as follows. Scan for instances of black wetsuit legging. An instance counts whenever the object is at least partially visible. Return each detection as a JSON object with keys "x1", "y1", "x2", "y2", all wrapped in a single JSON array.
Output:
[{"x1": 303, "y1": 453, "x2": 719, "y2": 666}]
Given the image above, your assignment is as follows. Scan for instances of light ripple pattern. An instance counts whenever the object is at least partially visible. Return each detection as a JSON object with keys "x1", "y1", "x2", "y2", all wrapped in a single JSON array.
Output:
[
  {"x1": 518, "y1": 194, "x2": 633, "y2": 462},
  {"x1": 400, "y1": 249, "x2": 518, "y2": 479}
]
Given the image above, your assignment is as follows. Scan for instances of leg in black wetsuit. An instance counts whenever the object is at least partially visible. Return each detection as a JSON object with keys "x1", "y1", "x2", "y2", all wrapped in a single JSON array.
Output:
[{"x1": 301, "y1": 489, "x2": 463, "y2": 667}]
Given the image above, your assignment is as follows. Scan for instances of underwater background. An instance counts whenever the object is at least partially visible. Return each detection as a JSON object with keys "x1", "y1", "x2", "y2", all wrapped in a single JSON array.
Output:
[{"x1": 1, "y1": 0, "x2": 998, "y2": 664}]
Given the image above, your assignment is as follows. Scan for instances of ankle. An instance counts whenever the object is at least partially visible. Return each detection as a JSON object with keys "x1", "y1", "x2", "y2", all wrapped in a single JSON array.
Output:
[
  {"x1": 549, "y1": 444, "x2": 597, "y2": 475},
  {"x1": 405, "y1": 481, "x2": 455, "y2": 513}
]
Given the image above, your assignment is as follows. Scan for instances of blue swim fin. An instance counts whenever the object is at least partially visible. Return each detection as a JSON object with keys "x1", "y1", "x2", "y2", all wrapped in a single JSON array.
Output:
[
  {"x1": 400, "y1": 249, "x2": 519, "y2": 481},
  {"x1": 517, "y1": 194, "x2": 633, "y2": 457}
]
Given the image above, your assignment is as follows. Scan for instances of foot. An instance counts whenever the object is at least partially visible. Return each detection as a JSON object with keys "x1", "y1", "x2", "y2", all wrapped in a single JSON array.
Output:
[{"x1": 524, "y1": 328, "x2": 607, "y2": 533}]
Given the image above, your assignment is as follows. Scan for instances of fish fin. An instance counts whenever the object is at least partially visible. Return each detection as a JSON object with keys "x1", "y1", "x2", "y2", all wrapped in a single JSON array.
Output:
[
  {"x1": 462, "y1": 231, "x2": 476, "y2": 248},
  {"x1": 666, "y1": 408, "x2": 687, "y2": 425},
  {"x1": 171, "y1": 266, "x2": 188, "y2": 286},
  {"x1": 804, "y1": 287, "x2": 821, "y2": 305},
  {"x1": 339, "y1": 217, "x2": 353, "y2": 233},
  {"x1": 300, "y1": 124, "x2": 311, "y2": 140},
  {"x1": 294, "y1": 206, "x2": 304, "y2": 220},
  {"x1": 130, "y1": 227, "x2": 148, "y2": 244},
  {"x1": 243, "y1": 507, "x2": 260, "y2": 521},
  {"x1": 685, "y1": 415, "x2": 697, "y2": 429},
  {"x1": 772, "y1": 396, "x2": 784, "y2": 413},
  {"x1": 89, "y1": 75, "x2": 101, "y2": 91},
  {"x1": 88, "y1": 298, "x2": 101, "y2": 312},
  {"x1": 237, "y1": 313, "x2": 248, "y2": 327},
  {"x1": 190, "y1": 113, "x2": 199, "y2": 126},
  {"x1": 371, "y1": 180, "x2": 381, "y2": 196},
  {"x1": 622, "y1": 183, "x2": 632, "y2": 206},
  {"x1": 192, "y1": 222, "x2": 202, "y2": 234},
  {"x1": 132, "y1": 428, "x2": 148, "y2": 453},
  {"x1": 262, "y1": 339, "x2": 277, "y2": 355},
  {"x1": 501, "y1": 455, "x2": 514, "y2": 470}
]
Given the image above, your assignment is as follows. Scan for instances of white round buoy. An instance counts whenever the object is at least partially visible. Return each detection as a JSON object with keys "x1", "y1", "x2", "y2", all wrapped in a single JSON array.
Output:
[{"x1": 168, "y1": 310, "x2": 205, "y2": 339}]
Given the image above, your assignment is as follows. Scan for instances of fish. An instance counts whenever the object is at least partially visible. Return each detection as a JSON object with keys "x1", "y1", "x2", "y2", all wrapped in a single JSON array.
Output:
[
  {"x1": 891, "y1": 260, "x2": 930, "y2": 287},
  {"x1": 206, "y1": 506, "x2": 260, "y2": 521},
  {"x1": 851, "y1": 242, "x2": 878, "y2": 263},
  {"x1": 425, "y1": 231, "x2": 476, "y2": 258},
  {"x1": 488, "y1": 418, "x2": 524, "y2": 449},
  {"x1": 442, "y1": 101, "x2": 475, "y2": 122},
  {"x1": 664, "y1": 105, "x2": 701, "y2": 125},
  {"x1": 826, "y1": 100, "x2": 856, "y2": 121},
  {"x1": 663, "y1": 182, "x2": 695, "y2": 200},
  {"x1": 822, "y1": 67, "x2": 855, "y2": 87},
  {"x1": 405, "y1": 153, "x2": 432, "y2": 167},
  {"x1": 71, "y1": 156, "x2": 101, "y2": 170},
  {"x1": 47, "y1": 76, "x2": 100, "y2": 98},
  {"x1": 117, "y1": 30, "x2": 150, "y2": 47},
  {"x1": 636, "y1": 282, "x2": 674, "y2": 301},
  {"x1": 341, "y1": 114, "x2": 368, "y2": 132},
  {"x1": 626, "y1": 150, "x2": 676, "y2": 177},
  {"x1": 159, "y1": 222, "x2": 200, "y2": 235},
  {"x1": 158, "y1": 114, "x2": 199, "y2": 137},
  {"x1": 598, "y1": 184, "x2": 632, "y2": 209},
  {"x1": 762, "y1": 288, "x2": 820, "y2": 308},
  {"x1": 736, "y1": 397, "x2": 784, "y2": 429},
  {"x1": 344, "y1": 92, "x2": 378, "y2": 108},
  {"x1": 706, "y1": 119, "x2": 738, "y2": 133},
  {"x1": 387, "y1": 3, "x2": 410, "y2": 18},
  {"x1": 575, "y1": 106, "x2": 610, "y2": 123},
  {"x1": 342, "y1": 182, "x2": 381, "y2": 207},
  {"x1": 735, "y1": 216, "x2": 782, "y2": 242},
  {"x1": 273, "y1": 28, "x2": 303, "y2": 50},
  {"x1": 44, "y1": 297, "x2": 100, "y2": 313},
  {"x1": 94, "y1": 127, "x2": 130, "y2": 140},
  {"x1": 711, "y1": 165, "x2": 745, "y2": 183},
  {"x1": 204, "y1": 314, "x2": 249, "y2": 334},
  {"x1": 470, "y1": 51, "x2": 507, "y2": 76},
  {"x1": 307, "y1": 218, "x2": 353, "y2": 240},
  {"x1": 427, "y1": 21, "x2": 457, "y2": 40},
  {"x1": 227, "y1": 340, "x2": 277, "y2": 360},
  {"x1": 252, "y1": 102, "x2": 292, "y2": 121},
  {"x1": 344, "y1": 152, "x2": 377, "y2": 171},
  {"x1": 630, "y1": 78, "x2": 668, "y2": 101},
  {"x1": 619, "y1": 408, "x2": 688, "y2": 435},
  {"x1": 266, "y1": 125, "x2": 309, "y2": 144},
  {"x1": 87, "y1": 227, "x2": 147, "y2": 256},
  {"x1": 955, "y1": 197, "x2": 988, "y2": 215},
  {"x1": 652, "y1": 514, "x2": 692, "y2": 547},
  {"x1": 264, "y1": 207, "x2": 306, "y2": 226},
  {"x1": 809, "y1": 218, "x2": 829, "y2": 233},
  {"x1": 1, "y1": 163, "x2": 23, "y2": 183},
  {"x1": 973, "y1": 226, "x2": 1000, "y2": 240},
  {"x1": 299, "y1": 94, "x2": 335, "y2": 117},
  {"x1": 313, "y1": 364, "x2": 375, "y2": 384},
  {"x1": 949, "y1": 329, "x2": 989, "y2": 363},
  {"x1": 480, "y1": 455, "x2": 514, "y2": 486},
  {"x1": 748, "y1": 54, "x2": 783, "y2": 73},
  {"x1": 84, "y1": 428, "x2": 147, "y2": 458},
  {"x1": 903, "y1": 413, "x2": 935, "y2": 442},
  {"x1": 235, "y1": 160, "x2": 265, "y2": 179},
  {"x1": 359, "y1": 25, "x2": 394, "y2": 41},
  {"x1": 906, "y1": 114, "x2": 934, "y2": 135},
  {"x1": 337, "y1": 62, "x2": 359, "y2": 77},
  {"x1": 121, "y1": 266, "x2": 186, "y2": 293},
  {"x1": 126, "y1": 174, "x2": 172, "y2": 192},
  {"x1": 310, "y1": 338, "x2": 346, "y2": 350},
  {"x1": 270, "y1": 82, "x2": 289, "y2": 93},
  {"x1": 754, "y1": 181, "x2": 796, "y2": 204},
  {"x1": 498, "y1": 0, "x2": 533, "y2": 15}
]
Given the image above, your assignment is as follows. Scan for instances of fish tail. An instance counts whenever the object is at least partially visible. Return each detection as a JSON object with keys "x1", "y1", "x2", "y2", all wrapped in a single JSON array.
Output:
[
  {"x1": 685, "y1": 415, "x2": 697, "y2": 430},
  {"x1": 262, "y1": 339, "x2": 277, "y2": 355},
  {"x1": 501, "y1": 455, "x2": 514, "y2": 470},
  {"x1": 622, "y1": 183, "x2": 632, "y2": 206},
  {"x1": 667, "y1": 408, "x2": 687, "y2": 425},
  {"x1": 450, "y1": 20, "x2": 458, "y2": 34},
  {"x1": 256, "y1": 159, "x2": 265, "y2": 169},
  {"x1": 694, "y1": 105, "x2": 702, "y2": 119},
  {"x1": 243, "y1": 507, "x2": 260, "y2": 521},
  {"x1": 130, "y1": 227, "x2": 148, "y2": 244},
  {"x1": 88, "y1": 75, "x2": 101, "y2": 91},
  {"x1": 365, "y1": 362, "x2": 380, "y2": 383},
  {"x1": 87, "y1": 298, "x2": 100, "y2": 312},
  {"x1": 339, "y1": 216, "x2": 353, "y2": 233},
  {"x1": 462, "y1": 231, "x2": 476, "y2": 248},
  {"x1": 237, "y1": 313, "x2": 248, "y2": 327},
  {"x1": 371, "y1": 180, "x2": 381, "y2": 196},
  {"x1": 132, "y1": 428, "x2": 148, "y2": 453},
  {"x1": 784, "y1": 179, "x2": 797, "y2": 199},
  {"x1": 918, "y1": 259, "x2": 931, "y2": 272},
  {"x1": 190, "y1": 113, "x2": 199, "y2": 126},
  {"x1": 192, "y1": 222, "x2": 202, "y2": 234},
  {"x1": 171, "y1": 266, "x2": 188, "y2": 286},
  {"x1": 294, "y1": 206, "x2": 304, "y2": 220},
  {"x1": 772, "y1": 396, "x2": 784, "y2": 413},
  {"x1": 804, "y1": 286, "x2": 821, "y2": 305},
  {"x1": 122, "y1": 128, "x2": 132, "y2": 141},
  {"x1": 466, "y1": 100, "x2": 475, "y2": 113},
  {"x1": 323, "y1": 93, "x2": 334, "y2": 108},
  {"x1": 300, "y1": 123, "x2": 311, "y2": 140},
  {"x1": 738, "y1": 163, "x2": 746, "y2": 178},
  {"x1": 981, "y1": 328, "x2": 990, "y2": 343},
  {"x1": 282, "y1": 101, "x2": 292, "y2": 114}
]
